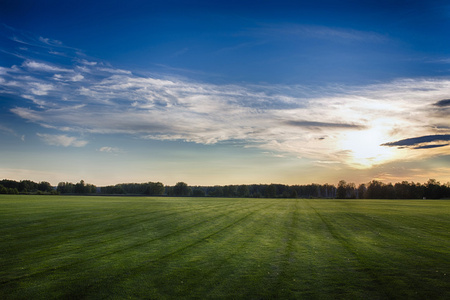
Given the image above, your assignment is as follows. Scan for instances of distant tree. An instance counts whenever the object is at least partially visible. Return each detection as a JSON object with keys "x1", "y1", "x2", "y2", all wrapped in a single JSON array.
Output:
[
  {"x1": 192, "y1": 188, "x2": 206, "y2": 197},
  {"x1": 223, "y1": 185, "x2": 237, "y2": 197},
  {"x1": 1, "y1": 180, "x2": 19, "y2": 190},
  {"x1": 38, "y1": 181, "x2": 53, "y2": 193},
  {"x1": 57, "y1": 182, "x2": 75, "y2": 194},
  {"x1": 394, "y1": 181, "x2": 411, "y2": 199},
  {"x1": 56, "y1": 180, "x2": 96, "y2": 194},
  {"x1": 19, "y1": 180, "x2": 38, "y2": 193},
  {"x1": 146, "y1": 182, "x2": 165, "y2": 195},
  {"x1": 173, "y1": 182, "x2": 191, "y2": 197},
  {"x1": 346, "y1": 182, "x2": 357, "y2": 198},
  {"x1": 112, "y1": 185, "x2": 126, "y2": 194},
  {"x1": 207, "y1": 186, "x2": 223, "y2": 197},
  {"x1": 425, "y1": 179, "x2": 442, "y2": 199},
  {"x1": 57, "y1": 182, "x2": 66, "y2": 193},
  {"x1": 266, "y1": 184, "x2": 277, "y2": 198},
  {"x1": 85, "y1": 183, "x2": 97, "y2": 194},
  {"x1": 74, "y1": 180, "x2": 86, "y2": 194},
  {"x1": 0, "y1": 185, "x2": 7, "y2": 194},
  {"x1": 336, "y1": 180, "x2": 357, "y2": 199},
  {"x1": 290, "y1": 188, "x2": 298, "y2": 198},
  {"x1": 385, "y1": 183, "x2": 395, "y2": 199},
  {"x1": 237, "y1": 185, "x2": 250, "y2": 197},
  {"x1": 366, "y1": 180, "x2": 385, "y2": 199},
  {"x1": 357, "y1": 184, "x2": 367, "y2": 199},
  {"x1": 9, "y1": 188, "x2": 19, "y2": 194},
  {"x1": 337, "y1": 180, "x2": 347, "y2": 199},
  {"x1": 165, "y1": 186, "x2": 174, "y2": 196}
]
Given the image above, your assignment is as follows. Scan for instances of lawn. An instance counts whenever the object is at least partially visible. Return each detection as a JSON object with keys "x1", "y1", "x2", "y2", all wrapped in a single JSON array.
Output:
[{"x1": 0, "y1": 195, "x2": 449, "y2": 299}]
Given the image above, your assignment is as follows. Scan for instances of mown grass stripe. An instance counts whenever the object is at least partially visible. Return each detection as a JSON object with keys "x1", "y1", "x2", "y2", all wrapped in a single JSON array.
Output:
[
  {"x1": 73, "y1": 202, "x2": 277, "y2": 297},
  {"x1": 306, "y1": 199, "x2": 390, "y2": 299},
  {"x1": 0, "y1": 199, "x2": 267, "y2": 285}
]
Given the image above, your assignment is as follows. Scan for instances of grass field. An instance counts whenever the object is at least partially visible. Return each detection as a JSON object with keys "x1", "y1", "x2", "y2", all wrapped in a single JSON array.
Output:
[{"x1": 0, "y1": 195, "x2": 449, "y2": 299}]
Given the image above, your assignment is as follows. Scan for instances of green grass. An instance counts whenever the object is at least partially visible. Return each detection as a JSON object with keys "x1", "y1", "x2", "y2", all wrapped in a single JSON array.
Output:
[{"x1": 0, "y1": 195, "x2": 449, "y2": 299}]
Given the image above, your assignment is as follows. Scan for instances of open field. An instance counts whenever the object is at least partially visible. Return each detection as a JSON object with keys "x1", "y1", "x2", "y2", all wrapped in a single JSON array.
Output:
[{"x1": 0, "y1": 195, "x2": 449, "y2": 299}]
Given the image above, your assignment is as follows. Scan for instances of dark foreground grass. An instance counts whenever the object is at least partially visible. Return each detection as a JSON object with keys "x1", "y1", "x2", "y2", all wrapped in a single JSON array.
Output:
[{"x1": 0, "y1": 195, "x2": 449, "y2": 299}]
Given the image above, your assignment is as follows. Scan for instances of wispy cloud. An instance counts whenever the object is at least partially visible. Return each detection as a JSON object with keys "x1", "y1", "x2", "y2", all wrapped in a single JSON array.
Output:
[
  {"x1": 37, "y1": 133, "x2": 88, "y2": 147},
  {"x1": 0, "y1": 124, "x2": 19, "y2": 137},
  {"x1": 23, "y1": 60, "x2": 72, "y2": 73},
  {"x1": 38, "y1": 36, "x2": 62, "y2": 46},
  {"x1": 1, "y1": 25, "x2": 450, "y2": 169},
  {"x1": 244, "y1": 23, "x2": 388, "y2": 43},
  {"x1": 98, "y1": 146, "x2": 123, "y2": 154}
]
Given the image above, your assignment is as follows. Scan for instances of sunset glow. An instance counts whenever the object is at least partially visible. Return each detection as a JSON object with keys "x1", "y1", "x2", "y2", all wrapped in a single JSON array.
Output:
[
  {"x1": 341, "y1": 126, "x2": 396, "y2": 168},
  {"x1": 1, "y1": 1, "x2": 449, "y2": 186}
]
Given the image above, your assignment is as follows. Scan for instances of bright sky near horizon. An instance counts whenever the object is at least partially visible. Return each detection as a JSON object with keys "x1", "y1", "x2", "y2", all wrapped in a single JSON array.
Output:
[{"x1": 1, "y1": 0, "x2": 450, "y2": 186}]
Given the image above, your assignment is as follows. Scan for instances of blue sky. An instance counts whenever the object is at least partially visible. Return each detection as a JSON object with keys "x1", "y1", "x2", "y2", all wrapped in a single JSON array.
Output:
[{"x1": 1, "y1": 0, "x2": 450, "y2": 186}]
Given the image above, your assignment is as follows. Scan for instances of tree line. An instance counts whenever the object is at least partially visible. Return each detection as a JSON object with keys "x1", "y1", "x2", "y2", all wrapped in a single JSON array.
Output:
[
  {"x1": 0, "y1": 179, "x2": 55, "y2": 195},
  {"x1": 100, "y1": 182, "x2": 165, "y2": 195},
  {"x1": 168, "y1": 183, "x2": 337, "y2": 198},
  {"x1": 337, "y1": 179, "x2": 450, "y2": 199},
  {"x1": 1, "y1": 178, "x2": 450, "y2": 199},
  {"x1": 57, "y1": 180, "x2": 97, "y2": 194}
]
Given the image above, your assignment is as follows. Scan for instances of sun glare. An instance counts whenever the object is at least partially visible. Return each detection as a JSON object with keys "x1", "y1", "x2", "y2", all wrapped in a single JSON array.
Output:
[{"x1": 341, "y1": 127, "x2": 396, "y2": 168}]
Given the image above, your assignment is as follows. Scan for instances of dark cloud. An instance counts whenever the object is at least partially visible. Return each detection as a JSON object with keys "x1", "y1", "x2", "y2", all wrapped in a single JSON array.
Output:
[
  {"x1": 286, "y1": 120, "x2": 365, "y2": 129},
  {"x1": 381, "y1": 134, "x2": 450, "y2": 149},
  {"x1": 433, "y1": 99, "x2": 450, "y2": 107},
  {"x1": 413, "y1": 144, "x2": 449, "y2": 149}
]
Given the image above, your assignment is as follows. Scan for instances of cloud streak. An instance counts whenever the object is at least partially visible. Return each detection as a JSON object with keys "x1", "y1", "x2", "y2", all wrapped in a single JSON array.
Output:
[
  {"x1": 37, "y1": 133, "x2": 88, "y2": 147},
  {"x1": 285, "y1": 120, "x2": 365, "y2": 130},
  {"x1": 98, "y1": 146, "x2": 122, "y2": 154},
  {"x1": 381, "y1": 135, "x2": 450, "y2": 149},
  {"x1": 244, "y1": 24, "x2": 388, "y2": 43},
  {"x1": 433, "y1": 99, "x2": 450, "y2": 107}
]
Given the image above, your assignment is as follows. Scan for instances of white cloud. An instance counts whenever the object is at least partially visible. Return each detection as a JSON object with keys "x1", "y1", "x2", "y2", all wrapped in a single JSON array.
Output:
[
  {"x1": 97, "y1": 67, "x2": 132, "y2": 74},
  {"x1": 37, "y1": 133, "x2": 88, "y2": 147},
  {"x1": 0, "y1": 124, "x2": 18, "y2": 136},
  {"x1": 53, "y1": 73, "x2": 84, "y2": 82},
  {"x1": 10, "y1": 107, "x2": 44, "y2": 122},
  {"x1": 21, "y1": 94, "x2": 48, "y2": 106},
  {"x1": 79, "y1": 59, "x2": 97, "y2": 66},
  {"x1": 23, "y1": 60, "x2": 71, "y2": 73},
  {"x1": 29, "y1": 82, "x2": 54, "y2": 95},
  {"x1": 98, "y1": 146, "x2": 122, "y2": 153},
  {"x1": 39, "y1": 36, "x2": 62, "y2": 46},
  {"x1": 71, "y1": 74, "x2": 84, "y2": 81}
]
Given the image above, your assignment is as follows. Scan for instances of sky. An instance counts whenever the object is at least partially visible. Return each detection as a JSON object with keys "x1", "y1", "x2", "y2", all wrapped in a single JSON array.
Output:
[{"x1": 1, "y1": 0, "x2": 450, "y2": 186}]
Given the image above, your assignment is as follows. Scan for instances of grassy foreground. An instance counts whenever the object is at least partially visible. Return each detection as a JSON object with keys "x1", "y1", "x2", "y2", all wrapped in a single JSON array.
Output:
[{"x1": 0, "y1": 195, "x2": 449, "y2": 299}]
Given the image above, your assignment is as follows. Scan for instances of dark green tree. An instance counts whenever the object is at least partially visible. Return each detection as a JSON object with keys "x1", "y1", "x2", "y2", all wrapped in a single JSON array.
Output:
[
  {"x1": 74, "y1": 180, "x2": 86, "y2": 194},
  {"x1": 38, "y1": 181, "x2": 53, "y2": 193},
  {"x1": 173, "y1": 182, "x2": 191, "y2": 196},
  {"x1": 366, "y1": 180, "x2": 385, "y2": 199},
  {"x1": 357, "y1": 183, "x2": 367, "y2": 199},
  {"x1": 192, "y1": 188, "x2": 206, "y2": 197},
  {"x1": 147, "y1": 182, "x2": 165, "y2": 195},
  {"x1": 0, "y1": 185, "x2": 7, "y2": 194},
  {"x1": 266, "y1": 184, "x2": 277, "y2": 198},
  {"x1": 237, "y1": 185, "x2": 250, "y2": 197},
  {"x1": 337, "y1": 180, "x2": 347, "y2": 199}
]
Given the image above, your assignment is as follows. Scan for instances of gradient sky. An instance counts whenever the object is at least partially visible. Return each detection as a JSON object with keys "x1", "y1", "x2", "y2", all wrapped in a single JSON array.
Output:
[{"x1": 1, "y1": 0, "x2": 450, "y2": 186}]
